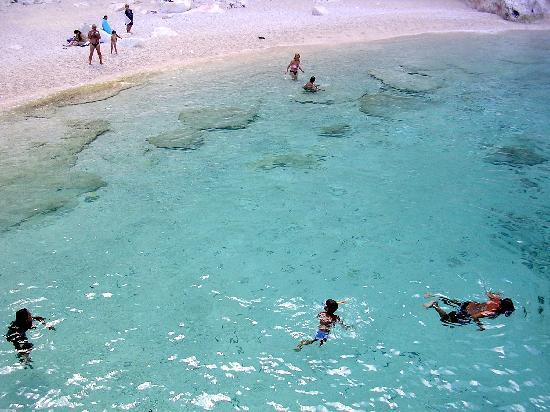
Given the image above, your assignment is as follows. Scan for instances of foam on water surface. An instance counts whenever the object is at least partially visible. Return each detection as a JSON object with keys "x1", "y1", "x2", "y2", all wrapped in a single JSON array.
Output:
[{"x1": 0, "y1": 31, "x2": 549, "y2": 410}]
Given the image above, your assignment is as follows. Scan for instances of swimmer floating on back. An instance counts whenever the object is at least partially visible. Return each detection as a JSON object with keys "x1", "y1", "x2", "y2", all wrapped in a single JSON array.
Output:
[
  {"x1": 294, "y1": 299, "x2": 349, "y2": 351},
  {"x1": 6, "y1": 308, "x2": 55, "y2": 366},
  {"x1": 424, "y1": 291, "x2": 515, "y2": 331}
]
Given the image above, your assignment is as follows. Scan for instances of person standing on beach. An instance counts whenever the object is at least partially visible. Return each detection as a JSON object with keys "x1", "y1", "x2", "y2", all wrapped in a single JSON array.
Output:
[
  {"x1": 111, "y1": 30, "x2": 122, "y2": 54},
  {"x1": 124, "y1": 4, "x2": 134, "y2": 34},
  {"x1": 88, "y1": 24, "x2": 103, "y2": 65},
  {"x1": 101, "y1": 15, "x2": 113, "y2": 34}
]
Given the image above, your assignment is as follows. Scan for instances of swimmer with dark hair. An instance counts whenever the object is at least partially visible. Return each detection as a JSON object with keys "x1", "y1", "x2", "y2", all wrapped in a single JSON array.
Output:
[
  {"x1": 303, "y1": 76, "x2": 324, "y2": 92},
  {"x1": 294, "y1": 299, "x2": 349, "y2": 351},
  {"x1": 6, "y1": 308, "x2": 55, "y2": 365},
  {"x1": 424, "y1": 291, "x2": 515, "y2": 331}
]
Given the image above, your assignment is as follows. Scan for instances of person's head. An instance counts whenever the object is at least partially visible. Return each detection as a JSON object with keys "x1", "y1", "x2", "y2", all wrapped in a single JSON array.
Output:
[
  {"x1": 125, "y1": 4, "x2": 129, "y2": 9},
  {"x1": 15, "y1": 308, "x2": 32, "y2": 328},
  {"x1": 325, "y1": 299, "x2": 338, "y2": 314},
  {"x1": 112, "y1": 30, "x2": 117, "y2": 35},
  {"x1": 309, "y1": 76, "x2": 315, "y2": 83},
  {"x1": 104, "y1": 15, "x2": 108, "y2": 19},
  {"x1": 294, "y1": 53, "x2": 300, "y2": 60},
  {"x1": 91, "y1": 24, "x2": 97, "y2": 30},
  {"x1": 500, "y1": 298, "x2": 515, "y2": 317},
  {"x1": 74, "y1": 29, "x2": 80, "y2": 35}
]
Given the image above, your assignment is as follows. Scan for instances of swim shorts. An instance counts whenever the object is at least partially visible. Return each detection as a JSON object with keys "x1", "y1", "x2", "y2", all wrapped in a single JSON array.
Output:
[{"x1": 314, "y1": 330, "x2": 329, "y2": 341}]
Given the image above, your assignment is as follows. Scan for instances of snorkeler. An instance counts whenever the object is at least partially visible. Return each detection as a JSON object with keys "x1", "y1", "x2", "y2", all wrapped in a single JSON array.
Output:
[
  {"x1": 294, "y1": 299, "x2": 349, "y2": 351},
  {"x1": 6, "y1": 308, "x2": 55, "y2": 365},
  {"x1": 423, "y1": 291, "x2": 515, "y2": 330}
]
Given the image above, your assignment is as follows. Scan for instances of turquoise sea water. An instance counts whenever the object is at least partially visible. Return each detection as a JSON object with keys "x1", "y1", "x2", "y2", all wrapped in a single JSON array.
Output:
[{"x1": 0, "y1": 31, "x2": 549, "y2": 411}]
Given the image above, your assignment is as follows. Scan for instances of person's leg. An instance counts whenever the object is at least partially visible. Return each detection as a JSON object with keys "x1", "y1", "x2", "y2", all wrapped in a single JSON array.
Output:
[
  {"x1": 294, "y1": 338, "x2": 317, "y2": 351},
  {"x1": 424, "y1": 301, "x2": 452, "y2": 321},
  {"x1": 114, "y1": 43, "x2": 118, "y2": 54},
  {"x1": 440, "y1": 297, "x2": 462, "y2": 307},
  {"x1": 97, "y1": 45, "x2": 103, "y2": 64},
  {"x1": 111, "y1": 42, "x2": 113, "y2": 54},
  {"x1": 89, "y1": 45, "x2": 94, "y2": 64}
]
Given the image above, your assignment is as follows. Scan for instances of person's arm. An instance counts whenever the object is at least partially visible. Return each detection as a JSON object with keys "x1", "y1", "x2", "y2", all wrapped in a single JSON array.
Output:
[
  {"x1": 33, "y1": 316, "x2": 55, "y2": 330},
  {"x1": 486, "y1": 291, "x2": 501, "y2": 301},
  {"x1": 337, "y1": 316, "x2": 352, "y2": 330},
  {"x1": 472, "y1": 314, "x2": 485, "y2": 331},
  {"x1": 117, "y1": 33, "x2": 122, "y2": 39},
  {"x1": 299, "y1": 65, "x2": 304, "y2": 73}
]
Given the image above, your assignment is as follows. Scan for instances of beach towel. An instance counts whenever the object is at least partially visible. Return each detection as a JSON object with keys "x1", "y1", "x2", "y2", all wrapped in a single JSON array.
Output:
[{"x1": 101, "y1": 19, "x2": 113, "y2": 34}]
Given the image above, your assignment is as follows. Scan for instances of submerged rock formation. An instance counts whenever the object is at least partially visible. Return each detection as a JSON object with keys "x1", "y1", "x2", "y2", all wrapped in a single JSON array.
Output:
[
  {"x1": 148, "y1": 129, "x2": 204, "y2": 150},
  {"x1": 0, "y1": 118, "x2": 110, "y2": 230},
  {"x1": 178, "y1": 107, "x2": 258, "y2": 131},
  {"x1": 150, "y1": 106, "x2": 259, "y2": 150},
  {"x1": 464, "y1": 0, "x2": 544, "y2": 22}
]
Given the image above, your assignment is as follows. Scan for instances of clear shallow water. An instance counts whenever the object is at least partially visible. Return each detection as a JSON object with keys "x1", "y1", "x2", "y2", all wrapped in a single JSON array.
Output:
[{"x1": 0, "y1": 31, "x2": 549, "y2": 411}]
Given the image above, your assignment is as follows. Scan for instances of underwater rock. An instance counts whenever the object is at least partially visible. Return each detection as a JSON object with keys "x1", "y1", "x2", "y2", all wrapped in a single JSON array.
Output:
[
  {"x1": 318, "y1": 124, "x2": 351, "y2": 138},
  {"x1": 148, "y1": 129, "x2": 204, "y2": 150},
  {"x1": 359, "y1": 93, "x2": 429, "y2": 118},
  {"x1": 464, "y1": 0, "x2": 544, "y2": 22},
  {"x1": 0, "y1": 117, "x2": 110, "y2": 231},
  {"x1": 178, "y1": 107, "x2": 258, "y2": 131},
  {"x1": 5, "y1": 77, "x2": 144, "y2": 119},
  {"x1": 253, "y1": 153, "x2": 324, "y2": 170},
  {"x1": 368, "y1": 68, "x2": 442, "y2": 93},
  {"x1": 0, "y1": 172, "x2": 106, "y2": 231},
  {"x1": 485, "y1": 145, "x2": 547, "y2": 167}
]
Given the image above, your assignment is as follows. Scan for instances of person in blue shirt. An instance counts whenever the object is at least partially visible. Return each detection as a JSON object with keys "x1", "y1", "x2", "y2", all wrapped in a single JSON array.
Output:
[{"x1": 101, "y1": 15, "x2": 112, "y2": 34}]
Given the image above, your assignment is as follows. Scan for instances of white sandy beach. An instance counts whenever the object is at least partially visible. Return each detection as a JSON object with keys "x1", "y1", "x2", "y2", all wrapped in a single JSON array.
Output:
[{"x1": 0, "y1": 0, "x2": 548, "y2": 111}]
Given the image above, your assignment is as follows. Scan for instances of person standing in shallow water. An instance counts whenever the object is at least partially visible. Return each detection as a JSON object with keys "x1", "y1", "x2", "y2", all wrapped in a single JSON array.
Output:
[
  {"x1": 424, "y1": 291, "x2": 515, "y2": 330},
  {"x1": 286, "y1": 53, "x2": 304, "y2": 80},
  {"x1": 124, "y1": 4, "x2": 134, "y2": 34},
  {"x1": 6, "y1": 308, "x2": 55, "y2": 366},
  {"x1": 88, "y1": 24, "x2": 103, "y2": 65}
]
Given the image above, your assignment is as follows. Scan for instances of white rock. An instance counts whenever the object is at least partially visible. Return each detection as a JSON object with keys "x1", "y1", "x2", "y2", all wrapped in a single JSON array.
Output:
[
  {"x1": 151, "y1": 26, "x2": 179, "y2": 37},
  {"x1": 312, "y1": 5, "x2": 328, "y2": 15},
  {"x1": 111, "y1": 2, "x2": 126, "y2": 11},
  {"x1": 464, "y1": 0, "x2": 544, "y2": 22},
  {"x1": 118, "y1": 37, "x2": 145, "y2": 47},
  {"x1": 159, "y1": 0, "x2": 192, "y2": 13}
]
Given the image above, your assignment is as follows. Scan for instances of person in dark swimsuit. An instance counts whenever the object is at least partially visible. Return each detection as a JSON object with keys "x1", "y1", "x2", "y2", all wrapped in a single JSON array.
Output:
[
  {"x1": 424, "y1": 291, "x2": 515, "y2": 330},
  {"x1": 88, "y1": 24, "x2": 103, "y2": 65},
  {"x1": 6, "y1": 308, "x2": 55, "y2": 366},
  {"x1": 125, "y1": 4, "x2": 134, "y2": 34}
]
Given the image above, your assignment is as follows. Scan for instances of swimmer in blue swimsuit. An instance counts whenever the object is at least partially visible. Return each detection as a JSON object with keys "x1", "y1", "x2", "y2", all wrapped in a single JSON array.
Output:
[{"x1": 294, "y1": 299, "x2": 349, "y2": 351}]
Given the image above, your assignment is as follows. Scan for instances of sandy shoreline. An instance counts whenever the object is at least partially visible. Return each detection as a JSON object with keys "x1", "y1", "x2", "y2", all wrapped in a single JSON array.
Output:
[{"x1": 1, "y1": 0, "x2": 549, "y2": 112}]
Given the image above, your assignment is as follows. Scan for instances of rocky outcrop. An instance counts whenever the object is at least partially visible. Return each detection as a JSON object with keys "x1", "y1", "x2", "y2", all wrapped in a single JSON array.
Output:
[{"x1": 464, "y1": 0, "x2": 544, "y2": 22}]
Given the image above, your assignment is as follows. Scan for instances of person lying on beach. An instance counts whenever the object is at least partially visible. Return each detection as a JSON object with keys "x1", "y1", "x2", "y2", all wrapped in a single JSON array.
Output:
[
  {"x1": 424, "y1": 291, "x2": 515, "y2": 330},
  {"x1": 88, "y1": 24, "x2": 103, "y2": 65},
  {"x1": 294, "y1": 299, "x2": 349, "y2": 351},
  {"x1": 286, "y1": 53, "x2": 304, "y2": 80},
  {"x1": 303, "y1": 76, "x2": 322, "y2": 92},
  {"x1": 6, "y1": 308, "x2": 55, "y2": 365},
  {"x1": 111, "y1": 30, "x2": 122, "y2": 54},
  {"x1": 66, "y1": 30, "x2": 86, "y2": 46},
  {"x1": 102, "y1": 15, "x2": 113, "y2": 35}
]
